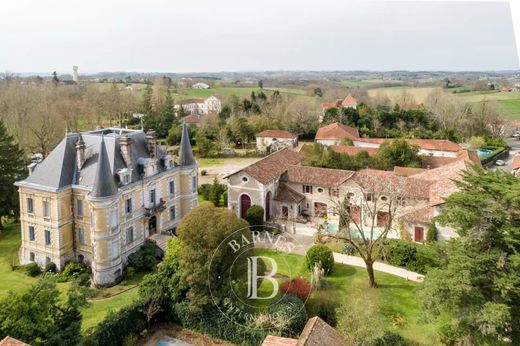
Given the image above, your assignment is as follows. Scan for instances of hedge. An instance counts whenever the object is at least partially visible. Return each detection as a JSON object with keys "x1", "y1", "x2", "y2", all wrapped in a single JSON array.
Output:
[{"x1": 383, "y1": 239, "x2": 442, "y2": 274}]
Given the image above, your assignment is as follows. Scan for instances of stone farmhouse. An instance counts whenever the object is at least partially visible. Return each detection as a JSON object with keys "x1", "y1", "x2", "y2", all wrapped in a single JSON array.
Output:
[
  {"x1": 176, "y1": 95, "x2": 222, "y2": 116},
  {"x1": 256, "y1": 130, "x2": 298, "y2": 153},
  {"x1": 315, "y1": 122, "x2": 360, "y2": 146},
  {"x1": 226, "y1": 147, "x2": 472, "y2": 242},
  {"x1": 15, "y1": 124, "x2": 198, "y2": 286},
  {"x1": 321, "y1": 93, "x2": 358, "y2": 119}
]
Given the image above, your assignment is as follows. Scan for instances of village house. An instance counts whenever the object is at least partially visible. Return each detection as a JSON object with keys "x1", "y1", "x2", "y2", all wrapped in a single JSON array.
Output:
[
  {"x1": 315, "y1": 122, "x2": 360, "y2": 146},
  {"x1": 15, "y1": 124, "x2": 198, "y2": 286},
  {"x1": 321, "y1": 94, "x2": 358, "y2": 121},
  {"x1": 191, "y1": 82, "x2": 210, "y2": 89},
  {"x1": 256, "y1": 130, "x2": 298, "y2": 153},
  {"x1": 176, "y1": 95, "x2": 222, "y2": 115},
  {"x1": 226, "y1": 148, "x2": 472, "y2": 242}
]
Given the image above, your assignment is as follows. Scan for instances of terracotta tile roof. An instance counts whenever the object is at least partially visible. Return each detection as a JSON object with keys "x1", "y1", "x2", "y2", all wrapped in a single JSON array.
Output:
[
  {"x1": 413, "y1": 159, "x2": 470, "y2": 205},
  {"x1": 330, "y1": 145, "x2": 377, "y2": 156},
  {"x1": 393, "y1": 166, "x2": 427, "y2": 176},
  {"x1": 257, "y1": 130, "x2": 297, "y2": 139},
  {"x1": 321, "y1": 101, "x2": 339, "y2": 110},
  {"x1": 262, "y1": 335, "x2": 298, "y2": 346},
  {"x1": 422, "y1": 155, "x2": 458, "y2": 169},
  {"x1": 408, "y1": 139, "x2": 461, "y2": 152},
  {"x1": 353, "y1": 169, "x2": 432, "y2": 199},
  {"x1": 274, "y1": 184, "x2": 305, "y2": 203},
  {"x1": 0, "y1": 337, "x2": 30, "y2": 346},
  {"x1": 513, "y1": 155, "x2": 520, "y2": 170},
  {"x1": 400, "y1": 205, "x2": 433, "y2": 224},
  {"x1": 355, "y1": 138, "x2": 461, "y2": 152},
  {"x1": 297, "y1": 317, "x2": 345, "y2": 346},
  {"x1": 182, "y1": 115, "x2": 201, "y2": 124},
  {"x1": 236, "y1": 148, "x2": 304, "y2": 184},
  {"x1": 315, "y1": 122, "x2": 359, "y2": 140},
  {"x1": 341, "y1": 93, "x2": 358, "y2": 106},
  {"x1": 283, "y1": 165, "x2": 355, "y2": 187}
]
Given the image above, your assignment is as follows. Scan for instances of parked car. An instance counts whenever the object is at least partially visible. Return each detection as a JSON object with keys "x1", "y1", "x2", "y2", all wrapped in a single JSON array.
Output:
[
  {"x1": 512, "y1": 133, "x2": 520, "y2": 139},
  {"x1": 495, "y1": 160, "x2": 506, "y2": 166}
]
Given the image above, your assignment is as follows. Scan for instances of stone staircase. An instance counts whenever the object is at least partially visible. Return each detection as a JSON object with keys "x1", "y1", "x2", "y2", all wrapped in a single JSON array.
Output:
[{"x1": 148, "y1": 233, "x2": 173, "y2": 252}]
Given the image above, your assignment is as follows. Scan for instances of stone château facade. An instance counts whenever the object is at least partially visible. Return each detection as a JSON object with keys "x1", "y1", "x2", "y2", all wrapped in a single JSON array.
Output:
[{"x1": 15, "y1": 124, "x2": 198, "y2": 286}]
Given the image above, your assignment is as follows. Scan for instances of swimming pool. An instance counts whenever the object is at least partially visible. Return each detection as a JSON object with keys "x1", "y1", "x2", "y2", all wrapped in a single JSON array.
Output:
[
  {"x1": 326, "y1": 223, "x2": 381, "y2": 239},
  {"x1": 477, "y1": 148, "x2": 493, "y2": 157}
]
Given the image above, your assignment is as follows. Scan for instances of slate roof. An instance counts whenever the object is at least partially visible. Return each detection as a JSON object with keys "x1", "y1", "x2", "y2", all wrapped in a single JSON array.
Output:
[
  {"x1": 179, "y1": 122, "x2": 196, "y2": 166},
  {"x1": 256, "y1": 130, "x2": 296, "y2": 139},
  {"x1": 90, "y1": 136, "x2": 118, "y2": 198},
  {"x1": 16, "y1": 127, "x2": 193, "y2": 193},
  {"x1": 315, "y1": 122, "x2": 359, "y2": 140}
]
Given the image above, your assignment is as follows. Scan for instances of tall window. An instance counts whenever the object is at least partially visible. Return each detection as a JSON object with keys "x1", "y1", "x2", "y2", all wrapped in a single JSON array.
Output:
[
  {"x1": 28, "y1": 226, "x2": 35, "y2": 241},
  {"x1": 29, "y1": 252, "x2": 35, "y2": 261},
  {"x1": 303, "y1": 185, "x2": 313, "y2": 194},
  {"x1": 125, "y1": 198, "x2": 133, "y2": 214},
  {"x1": 78, "y1": 228, "x2": 85, "y2": 245},
  {"x1": 27, "y1": 197, "x2": 34, "y2": 213},
  {"x1": 109, "y1": 209, "x2": 118, "y2": 230},
  {"x1": 77, "y1": 199, "x2": 83, "y2": 216},
  {"x1": 43, "y1": 201, "x2": 50, "y2": 217},
  {"x1": 169, "y1": 206, "x2": 176, "y2": 221},
  {"x1": 169, "y1": 181, "x2": 175, "y2": 196},
  {"x1": 126, "y1": 227, "x2": 134, "y2": 244},
  {"x1": 149, "y1": 189, "x2": 156, "y2": 206},
  {"x1": 192, "y1": 176, "x2": 197, "y2": 192},
  {"x1": 44, "y1": 230, "x2": 51, "y2": 245}
]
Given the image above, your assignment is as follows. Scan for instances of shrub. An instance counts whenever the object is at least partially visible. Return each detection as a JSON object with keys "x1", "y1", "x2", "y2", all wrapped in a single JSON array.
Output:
[
  {"x1": 370, "y1": 332, "x2": 410, "y2": 346},
  {"x1": 305, "y1": 245, "x2": 334, "y2": 275},
  {"x1": 426, "y1": 223, "x2": 437, "y2": 242},
  {"x1": 268, "y1": 294, "x2": 308, "y2": 337},
  {"x1": 246, "y1": 205, "x2": 264, "y2": 227},
  {"x1": 384, "y1": 240, "x2": 442, "y2": 274},
  {"x1": 57, "y1": 261, "x2": 89, "y2": 282},
  {"x1": 127, "y1": 240, "x2": 163, "y2": 273},
  {"x1": 25, "y1": 262, "x2": 41, "y2": 277},
  {"x1": 200, "y1": 169, "x2": 207, "y2": 176},
  {"x1": 308, "y1": 291, "x2": 337, "y2": 327},
  {"x1": 85, "y1": 301, "x2": 147, "y2": 346},
  {"x1": 280, "y1": 276, "x2": 312, "y2": 302},
  {"x1": 76, "y1": 272, "x2": 91, "y2": 287},
  {"x1": 385, "y1": 240, "x2": 417, "y2": 268},
  {"x1": 44, "y1": 261, "x2": 57, "y2": 273}
]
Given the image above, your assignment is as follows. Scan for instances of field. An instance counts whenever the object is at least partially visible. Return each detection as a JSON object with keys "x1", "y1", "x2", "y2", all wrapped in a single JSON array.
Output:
[
  {"x1": 0, "y1": 222, "x2": 138, "y2": 332},
  {"x1": 255, "y1": 248, "x2": 439, "y2": 345}
]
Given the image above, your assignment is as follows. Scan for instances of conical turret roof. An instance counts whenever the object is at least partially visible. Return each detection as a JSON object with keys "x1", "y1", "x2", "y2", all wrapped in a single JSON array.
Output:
[
  {"x1": 179, "y1": 122, "x2": 195, "y2": 166},
  {"x1": 90, "y1": 135, "x2": 118, "y2": 198}
]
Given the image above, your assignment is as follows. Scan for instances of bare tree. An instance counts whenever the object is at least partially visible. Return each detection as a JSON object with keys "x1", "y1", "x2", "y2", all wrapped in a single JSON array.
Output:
[{"x1": 324, "y1": 173, "x2": 407, "y2": 288}]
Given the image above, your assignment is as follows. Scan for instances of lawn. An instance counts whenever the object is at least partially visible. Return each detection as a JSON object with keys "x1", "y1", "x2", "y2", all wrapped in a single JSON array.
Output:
[
  {"x1": 498, "y1": 99, "x2": 520, "y2": 120},
  {"x1": 0, "y1": 222, "x2": 139, "y2": 333},
  {"x1": 255, "y1": 248, "x2": 440, "y2": 345}
]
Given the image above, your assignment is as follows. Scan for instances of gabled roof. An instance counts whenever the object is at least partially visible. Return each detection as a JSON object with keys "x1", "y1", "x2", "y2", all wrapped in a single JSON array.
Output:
[
  {"x1": 341, "y1": 93, "x2": 357, "y2": 106},
  {"x1": 393, "y1": 166, "x2": 427, "y2": 176},
  {"x1": 0, "y1": 336, "x2": 30, "y2": 346},
  {"x1": 177, "y1": 98, "x2": 204, "y2": 105},
  {"x1": 261, "y1": 336, "x2": 297, "y2": 346},
  {"x1": 297, "y1": 316, "x2": 345, "y2": 346},
  {"x1": 274, "y1": 184, "x2": 305, "y2": 203},
  {"x1": 256, "y1": 130, "x2": 296, "y2": 139},
  {"x1": 330, "y1": 145, "x2": 377, "y2": 157},
  {"x1": 226, "y1": 148, "x2": 304, "y2": 184},
  {"x1": 315, "y1": 122, "x2": 359, "y2": 141},
  {"x1": 182, "y1": 114, "x2": 201, "y2": 124},
  {"x1": 282, "y1": 165, "x2": 354, "y2": 187}
]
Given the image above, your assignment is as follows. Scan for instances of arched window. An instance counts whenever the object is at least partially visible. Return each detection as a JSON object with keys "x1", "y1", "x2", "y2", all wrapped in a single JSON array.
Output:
[
  {"x1": 240, "y1": 194, "x2": 251, "y2": 219},
  {"x1": 265, "y1": 191, "x2": 272, "y2": 221}
]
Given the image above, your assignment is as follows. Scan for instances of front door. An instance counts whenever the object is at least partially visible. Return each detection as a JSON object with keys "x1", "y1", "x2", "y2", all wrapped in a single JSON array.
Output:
[
  {"x1": 282, "y1": 206, "x2": 289, "y2": 218},
  {"x1": 148, "y1": 215, "x2": 157, "y2": 235},
  {"x1": 240, "y1": 194, "x2": 251, "y2": 219},
  {"x1": 414, "y1": 227, "x2": 424, "y2": 242}
]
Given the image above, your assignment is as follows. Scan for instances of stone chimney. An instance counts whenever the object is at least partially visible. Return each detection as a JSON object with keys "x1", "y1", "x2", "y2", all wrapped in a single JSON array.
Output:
[
  {"x1": 76, "y1": 134, "x2": 86, "y2": 169},
  {"x1": 120, "y1": 135, "x2": 133, "y2": 167},
  {"x1": 146, "y1": 130, "x2": 157, "y2": 158}
]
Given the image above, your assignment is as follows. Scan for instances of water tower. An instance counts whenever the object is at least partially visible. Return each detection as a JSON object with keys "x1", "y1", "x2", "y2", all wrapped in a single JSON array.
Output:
[{"x1": 72, "y1": 66, "x2": 79, "y2": 83}]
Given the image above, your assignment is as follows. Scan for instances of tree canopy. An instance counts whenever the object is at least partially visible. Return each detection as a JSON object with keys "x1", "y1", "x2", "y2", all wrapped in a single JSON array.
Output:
[{"x1": 419, "y1": 168, "x2": 520, "y2": 344}]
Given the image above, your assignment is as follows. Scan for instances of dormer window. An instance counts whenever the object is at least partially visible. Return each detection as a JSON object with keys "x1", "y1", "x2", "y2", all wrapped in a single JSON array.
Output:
[
  {"x1": 117, "y1": 168, "x2": 133, "y2": 185},
  {"x1": 162, "y1": 155, "x2": 174, "y2": 169}
]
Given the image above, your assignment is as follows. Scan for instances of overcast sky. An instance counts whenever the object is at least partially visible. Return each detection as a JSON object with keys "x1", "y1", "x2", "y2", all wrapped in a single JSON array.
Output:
[{"x1": 0, "y1": 0, "x2": 518, "y2": 73}]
